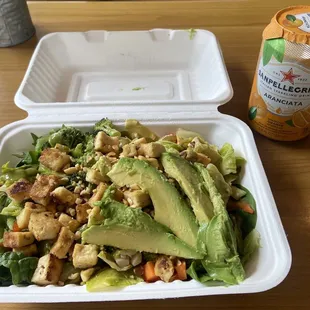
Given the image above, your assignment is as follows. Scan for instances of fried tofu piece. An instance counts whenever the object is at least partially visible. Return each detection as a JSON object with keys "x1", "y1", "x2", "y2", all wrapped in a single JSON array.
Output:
[
  {"x1": 80, "y1": 268, "x2": 95, "y2": 283},
  {"x1": 50, "y1": 227, "x2": 75, "y2": 259},
  {"x1": 138, "y1": 142, "x2": 165, "y2": 158},
  {"x1": 76, "y1": 203, "x2": 91, "y2": 224},
  {"x1": 13, "y1": 243, "x2": 38, "y2": 257},
  {"x1": 16, "y1": 202, "x2": 46, "y2": 230},
  {"x1": 6, "y1": 179, "x2": 32, "y2": 202},
  {"x1": 58, "y1": 213, "x2": 80, "y2": 232},
  {"x1": 31, "y1": 254, "x2": 64, "y2": 286},
  {"x1": 94, "y1": 132, "x2": 119, "y2": 154},
  {"x1": 51, "y1": 187, "x2": 77, "y2": 206},
  {"x1": 3, "y1": 232, "x2": 34, "y2": 248},
  {"x1": 39, "y1": 148, "x2": 71, "y2": 172},
  {"x1": 124, "y1": 190, "x2": 151, "y2": 208},
  {"x1": 29, "y1": 212, "x2": 61, "y2": 241},
  {"x1": 30, "y1": 175, "x2": 60, "y2": 206},
  {"x1": 89, "y1": 183, "x2": 107, "y2": 207},
  {"x1": 86, "y1": 169, "x2": 106, "y2": 185},
  {"x1": 72, "y1": 244, "x2": 98, "y2": 269}
]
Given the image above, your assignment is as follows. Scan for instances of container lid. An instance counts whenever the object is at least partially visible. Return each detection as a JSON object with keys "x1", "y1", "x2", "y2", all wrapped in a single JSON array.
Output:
[
  {"x1": 263, "y1": 6, "x2": 310, "y2": 44},
  {"x1": 14, "y1": 29, "x2": 233, "y2": 119}
]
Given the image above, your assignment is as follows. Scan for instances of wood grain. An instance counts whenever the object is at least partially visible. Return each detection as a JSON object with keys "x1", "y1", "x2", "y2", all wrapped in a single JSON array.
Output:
[{"x1": 1, "y1": 0, "x2": 310, "y2": 309}]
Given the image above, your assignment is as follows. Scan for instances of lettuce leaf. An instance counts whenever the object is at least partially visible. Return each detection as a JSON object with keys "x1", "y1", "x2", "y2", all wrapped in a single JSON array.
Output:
[
  {"x1": 1, "y1": 201, "x2": 23, "y2": 217},
  {"x1": 242, "y1": 229, "x2": 260, "y2": 265},
  {"x1": 0, "y1": 251, "x2": 38, "y2": 285},
  {"x1": 0, "y1": 162, "x2": 38, "y2": 186},
  {"x1": 219, "y1": 143, "x2": 237, "y2": 176}
]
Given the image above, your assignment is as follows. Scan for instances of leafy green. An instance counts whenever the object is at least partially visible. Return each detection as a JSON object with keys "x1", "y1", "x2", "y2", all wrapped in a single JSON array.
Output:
[
  {"x1": 187, "y1": 261, "x2": 212, "y2": 283},
  {"x1": 0, "y1": 192, "x2": 11, "y2": 213},
  {"x1": 195, "y1": 163, "x2": 245, "y2": 284},
  {"x1": 48, "y1": 125, "x2": 86, "y2": 149},
  {"x1": 94, "y1": 118, "x2": 121, "y2": 137},
  {"x1": 71, "y1": 143, "x2": 84, "y2": 158},
  {"x1": 125, "y1": 119, "x2": 158, "y2": 141},
  {"x1": 233, "y1": 185, "x2": 257, "y2": 237},
  {"x1": 231, "y1": 186, "x2": 247, "y2": 200},
  {"x1": 38, "y1": 164, "x2": 66, "y2": 178},
  {"x1": 86, "y1": 268, "x2": 143, "y2": 292},
  {"x1": 37, "y1": 240, "x2": 54, "y2": 256},
  {"x1": 219, "y1": 143, "x2": 237, "y2": 176},
  {"x1": 15, "y1": 151, "x2": 40, "y2": 167},
  {"x1": 176, "y1": 128, "x2": 204, "y2": 147},
  {"x1": 1, "y1": 201, "x2": 23, "y2": 217},
  {"x1": 0, "y1": 251, "x2": 38, "y2": 285},
  {"x1": 242, "y1": 229, "x2": 260, "y2": 265},
  {"x1": 32, "y1": 133, "x2": 50, "y2": 153},
  {"x1": 0, "y1": 162, "x2": 38, "y2": 186}
]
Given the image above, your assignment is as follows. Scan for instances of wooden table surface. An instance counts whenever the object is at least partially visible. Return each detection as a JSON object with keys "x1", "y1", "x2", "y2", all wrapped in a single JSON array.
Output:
[{"x1": 1, "y1": 0, "x2": 310, "y2": 309}]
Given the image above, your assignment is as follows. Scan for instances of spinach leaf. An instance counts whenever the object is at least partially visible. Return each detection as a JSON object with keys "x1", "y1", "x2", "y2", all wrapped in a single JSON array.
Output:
[
  {"x1": 233, "y1": 185, "x2": 257, "y2": 237},
  {"x1": 0, "y1": 252, "x2": 38, "y2": 285}
]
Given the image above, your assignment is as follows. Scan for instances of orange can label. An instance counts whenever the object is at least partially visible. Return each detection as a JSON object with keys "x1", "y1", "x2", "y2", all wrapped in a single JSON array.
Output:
[{"x1": 249, "y1": 6, "x2": 310, "y2": 141}]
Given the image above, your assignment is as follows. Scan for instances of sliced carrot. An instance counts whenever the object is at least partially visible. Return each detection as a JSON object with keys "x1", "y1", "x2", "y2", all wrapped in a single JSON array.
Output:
[
  {"x1": 227, "y1": 201, "x2": 254, "y2": 214},
  {"x1": 144, "y1": 261, "x2": 160, "y2": 283},
  {"x1": 175, "y1": 261, "x2": 187, "y2": 280},
  {"x1": 12, "y1": 221, "x2": 21, "y2": 232}
]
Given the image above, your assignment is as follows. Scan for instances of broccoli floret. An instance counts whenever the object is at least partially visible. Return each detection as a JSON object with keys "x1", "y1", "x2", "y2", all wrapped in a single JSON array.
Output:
[
  {"x1": 48, "y1": 125, "x2": 86, "y2": 149},
  {"x1": 74, "y1": 134, "x2": 96, "y2": 167},
  {"x1": 94, "y1": 118, "x2": 121, "y2": 137}
]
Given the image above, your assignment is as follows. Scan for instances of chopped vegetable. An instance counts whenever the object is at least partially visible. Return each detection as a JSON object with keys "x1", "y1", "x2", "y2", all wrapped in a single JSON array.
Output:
[{"x1": 144, "y1": 261, "x2": 160, "y2": 283}]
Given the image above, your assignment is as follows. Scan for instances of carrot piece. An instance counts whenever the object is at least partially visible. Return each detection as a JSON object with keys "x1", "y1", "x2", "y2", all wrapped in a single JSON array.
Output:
[
  {"x1": 175, "y1": 261, "x2": 187, "y2": 280},
  {"x1": 227, "y1": 201, "x2": 254, "y2": 214},
  {"x1": 12, "y1": 221, "x2": 21, "y2": 232},
  {"x1": 144, "y1": 262, "x2": 160, "y2": 283}
]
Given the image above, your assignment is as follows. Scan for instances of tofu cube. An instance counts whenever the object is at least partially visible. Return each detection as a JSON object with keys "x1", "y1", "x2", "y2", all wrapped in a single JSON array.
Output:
[
  {"x1": 76, "y1": 203, "x2": 91, "y2": 224},
  {"x1": 124, "y1": 190, "x2": 151, "y2": 208},
  {"x1": 6, "y1": 179, "x2": 32, "y2": 202},
  {"x1": 13, "y1": 243, "x2": 38, "y2": 257},
  {"x1": 80, "y1": 268, "x2": 95, "y2": 283},
  {"x1": 120, "y1": 143, "x2": 137, "y2": 158},
  {"x1": 31, "y1": 254, "x2": 64, "y2": 286},
  {"x1": 50, "y1": 227, "x2": 75, "y2": 259},
  {"x1": 30, "y1": 175, "x2": 60, "y2": 206},
  {"x1": 58, "y1": 213, "x2": 80, "y2": 232},
  {"x1": 3, "y1": 232, "x2": 34, "y2": 248},
  {"x1": 29, "y1": 212, "x2": 61, "y2": 241},
  {"x1": 39, "y1": 148, "x2": 71, "y2": 172},
  {"x1": 94, "y1": 132, "x2": 119, "y2": 154},
  {"x1": 86, "y1": 169, "x2": 106, "y2": 185},
  {"x1": 16, "y1": 202, "x2": 46, "y2": 229},
  {"x1": 138, "y1": 142, "x2": 165, "y2": 158},
  {"x1": 51, "y1": 187, "x2": 77, "y2": 206},
  {"x1": 72, "y1": 244, "x2": 98, "y2": 269}
]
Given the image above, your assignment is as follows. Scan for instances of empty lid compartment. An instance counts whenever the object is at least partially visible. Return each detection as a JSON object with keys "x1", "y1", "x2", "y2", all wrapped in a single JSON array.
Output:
[{"x1": 15, "y1": 29, "x2": 233, "y2": 112}]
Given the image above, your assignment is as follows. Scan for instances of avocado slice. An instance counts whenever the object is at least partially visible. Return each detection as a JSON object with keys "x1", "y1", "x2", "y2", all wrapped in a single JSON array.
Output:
[
  {"x1": 161, "y1": 153, "x2": 214, "y2": 224},
  {"x1": 107, "y1": 158, "x2": 199, "y2": 248},
  {"x1": 125, "y1": 119, "x2": 158, "y2": 141},
  {"x1": 82, "y1": 199, "x2": 202, "y2": 259}
]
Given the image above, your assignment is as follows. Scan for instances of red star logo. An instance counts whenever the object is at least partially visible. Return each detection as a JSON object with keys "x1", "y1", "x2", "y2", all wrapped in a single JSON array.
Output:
[{"x1": 280, "y1": 68, "x2": 301, "y2": 85}]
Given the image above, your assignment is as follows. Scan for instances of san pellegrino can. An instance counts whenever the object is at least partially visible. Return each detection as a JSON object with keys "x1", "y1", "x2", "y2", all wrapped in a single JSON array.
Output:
[{"x1": 249, "y1": 6, "x2": 310, "y2": 141}]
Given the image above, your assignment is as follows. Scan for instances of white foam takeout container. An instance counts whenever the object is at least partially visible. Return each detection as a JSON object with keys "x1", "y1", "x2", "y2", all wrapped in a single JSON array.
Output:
[{"x1": 0, "y1": 29, "x2": 291, "y2": 303}]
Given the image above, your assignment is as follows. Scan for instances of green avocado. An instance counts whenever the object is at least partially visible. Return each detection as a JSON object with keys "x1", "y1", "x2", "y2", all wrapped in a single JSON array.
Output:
[
  {"x1": 82, "y1": 198, "x2": 202, "y2": 259},
  {"x1": 161, "y1": 153, "x2": 214, "y2": 224},
  {"x1": 107, "y1": 158, "x2": 199, "y2": 248}
]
